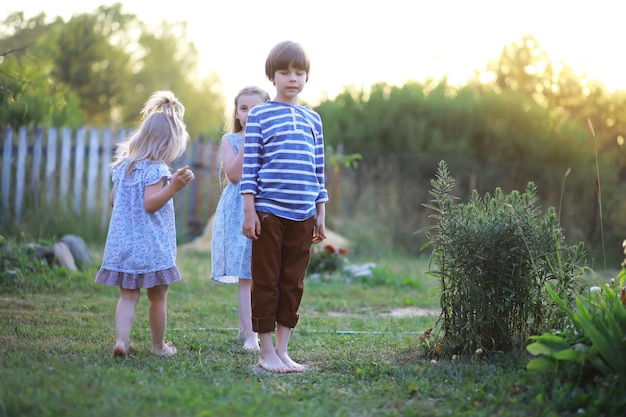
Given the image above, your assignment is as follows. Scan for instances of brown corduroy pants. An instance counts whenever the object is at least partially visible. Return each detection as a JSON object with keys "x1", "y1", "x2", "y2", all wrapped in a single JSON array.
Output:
[{"x1": 250, "y1": 212, "x2": 315, "y2": 333}]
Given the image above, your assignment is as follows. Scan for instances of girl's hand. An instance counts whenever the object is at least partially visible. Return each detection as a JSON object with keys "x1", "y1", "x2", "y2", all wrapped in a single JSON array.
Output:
[
  {"x1": 172, "y1": 165, "x2": 195, "y2": 190},
  {"x1": 144, "y1": 166, "x2": 194, "y2": 213}
]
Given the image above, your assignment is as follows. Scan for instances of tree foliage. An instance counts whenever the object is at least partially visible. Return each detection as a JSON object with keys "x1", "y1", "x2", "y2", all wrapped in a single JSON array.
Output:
[
  {"x1": 41, "y1": 4, "x2": 134, "y2": 125},
  {"x1": 0, "y1": 3, "x2": 224, "y2": 136},
  {"x1": 316, "y1": 35, "x2": 626, "y2": 260},
  {"x1": 125, "y1": 21, "x2": 225, "y2": 136},
  {"x1": 0, "y1": 51, "x2": 83, "y2": 128},
  {"x1": 474, "y1": 34, "x2": 626, "y2": 164}
]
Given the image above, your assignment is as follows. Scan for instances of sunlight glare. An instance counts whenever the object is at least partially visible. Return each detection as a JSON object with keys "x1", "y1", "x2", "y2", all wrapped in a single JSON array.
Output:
[{"x1": 479, "y1": 72, "x2": 496, "y2": 84}]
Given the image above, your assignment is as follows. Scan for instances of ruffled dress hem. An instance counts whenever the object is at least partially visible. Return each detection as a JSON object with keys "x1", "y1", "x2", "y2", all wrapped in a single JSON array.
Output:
[
  {"x1": 211, "y1": 275, "x2": 241, "y2": 285},
  {"x1": 96, "y1": 266, "x2": 181, "y2": 289}
]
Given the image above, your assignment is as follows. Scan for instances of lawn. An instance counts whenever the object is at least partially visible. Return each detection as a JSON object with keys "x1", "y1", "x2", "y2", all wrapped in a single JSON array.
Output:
[{"x1": 0, "y1": 247, "x2": 618, "y2": 417}]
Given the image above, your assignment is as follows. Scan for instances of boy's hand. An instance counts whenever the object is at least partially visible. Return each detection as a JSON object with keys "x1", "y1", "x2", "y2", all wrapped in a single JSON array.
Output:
[
  {"x1": 312, "y1": 223, "x2": 326, "y2": 243},
  {"x1": 242, "y1": 212, "x2": 261, "y2": 240},
  {"x1": 312, "y1": 206, "x2": 326, "y2": 243},
  {"x1": 242, "y1": 194, "x2": 260, "y2": 240}
]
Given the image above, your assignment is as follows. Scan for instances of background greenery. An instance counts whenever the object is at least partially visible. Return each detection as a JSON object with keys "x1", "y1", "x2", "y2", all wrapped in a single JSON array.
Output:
[{"x1": 2, "y1": 6, "x2": 626, "y2": 264}]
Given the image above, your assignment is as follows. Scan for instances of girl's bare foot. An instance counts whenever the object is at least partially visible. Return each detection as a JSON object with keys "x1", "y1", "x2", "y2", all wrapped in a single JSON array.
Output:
[
  {"x1": 151, "y1": 341, "x2": 177, "y2": 357},
  {"x1": 242, "y1": 337, "x2": 260, "y2": 351},
  {"x1": 258, "y1": 352, "x2": 289, "y2": 373},
  {"x1": 113, "y1": 341, "x2": 128, "y2": 357},
  {"x1": 277, "y1": 351, "x2": 306, "y2": 373}
]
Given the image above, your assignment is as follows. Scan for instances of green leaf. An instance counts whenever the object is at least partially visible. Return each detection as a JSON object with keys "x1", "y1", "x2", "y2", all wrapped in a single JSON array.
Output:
[
  {"x1": 527, "y1": 342, "x2": 555, "y2": 356},
  {"x1": 576, "y1": 311, "x2": 624, "y2": 370},
  {"x1": 527, "y1": 356, "x2": 557, "y2": 372},
  {"x1": 553, "y1": 348, "x2": 584, "y2": 364},
  {"x1": 587, "y1": 355, "x2": 612, "y2": 375},
  {"x1": 528, "y1": 333, "x2": 568, "y2": 350}
]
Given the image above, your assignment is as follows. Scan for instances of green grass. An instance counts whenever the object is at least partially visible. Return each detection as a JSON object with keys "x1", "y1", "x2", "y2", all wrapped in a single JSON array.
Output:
[{"x1": 0, "y1": 248, "x2": 621, "y2": 417}]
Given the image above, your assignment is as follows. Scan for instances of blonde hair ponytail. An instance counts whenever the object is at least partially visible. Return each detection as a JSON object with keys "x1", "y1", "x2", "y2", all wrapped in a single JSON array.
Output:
[{"x1": 114, "y1": 90, "x2": 190, "y2": 173}]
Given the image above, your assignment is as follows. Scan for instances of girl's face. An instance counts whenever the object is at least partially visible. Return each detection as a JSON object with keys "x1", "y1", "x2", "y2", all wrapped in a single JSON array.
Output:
[
  {"x1": 236, "y1": 93, "x2": 266, "y2": 129},
  {"x1": 272, "y1": 65, "x2": 307, "y2": 104}
]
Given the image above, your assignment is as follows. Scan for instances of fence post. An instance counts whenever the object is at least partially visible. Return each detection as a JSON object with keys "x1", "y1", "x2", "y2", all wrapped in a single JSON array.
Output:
[
  {"x1": 15, "y1": 127, "x2": 28, "y2": 223},
  {"x1": 31, "y1": 128, "x2": 43, "y2": 210},
  {"x1": 86, "y1": 128, "x2": 100, "y2": 212},
  {"x1": 100, "y1": 128, "x2": 113, "y2": 228},
  {"x1": 1, "y1": 127, "x2": 13, "y2": 224},
  {"x1": 45, "y1": 127, "x2": 57, "y2": 204},
  {"x1": 73, "y1": 128, "x2": 86, "y2": 214},
  {"x1": 59, "y1": 127, "x2": 72, "y2": 210},
  {"x1": 186, "y1": 139, "x2": 202, "y2": 236},
  {"x1": 208, "y1": 142, "x2": 219, "y2": 217}
]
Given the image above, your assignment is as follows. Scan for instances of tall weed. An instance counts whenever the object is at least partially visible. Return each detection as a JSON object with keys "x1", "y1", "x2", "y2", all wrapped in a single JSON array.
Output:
[{"x1": 419, "y1": 160, "x2": 587, "y2": 356}]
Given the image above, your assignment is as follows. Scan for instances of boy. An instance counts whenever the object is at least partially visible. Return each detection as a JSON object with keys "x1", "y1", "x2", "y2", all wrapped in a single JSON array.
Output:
[{"x1": 241, "y1": 40, "x2": 328, "y2": 373}]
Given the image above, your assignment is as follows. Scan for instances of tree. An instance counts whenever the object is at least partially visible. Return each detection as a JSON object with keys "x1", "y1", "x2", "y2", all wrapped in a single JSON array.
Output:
[
  {"x1": 472, "y1": 34, "x2": 626, "y2": 161},
  {"x1": 0, "y1": 12, "x2": 83, "y2": 128},
  {"x1": 124, "y1": 21, "x2": 225, "y2": 137},
  {"x1": 0, "y1": 4, "x2": 225, "y2": 135},
  {"x1": 39, "y1": 4, "x2": 135, "y2": 125}
]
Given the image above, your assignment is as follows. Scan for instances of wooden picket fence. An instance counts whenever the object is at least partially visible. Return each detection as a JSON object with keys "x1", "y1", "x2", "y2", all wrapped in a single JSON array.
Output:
[
  {"x1": 0, "y1": 126, "x2": 342, "y2": 239},
  {"x1": 0, "y1": 125, "x2": 221, "y2": 238}
]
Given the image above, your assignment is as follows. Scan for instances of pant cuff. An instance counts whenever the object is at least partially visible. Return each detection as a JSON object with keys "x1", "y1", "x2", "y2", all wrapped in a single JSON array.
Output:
[
  {"x1": 252, "y1": 316, "x2": 276, "y2": 333},
  {"x1": 277, "y1": 310, "x2": 299, "y2": 329}
]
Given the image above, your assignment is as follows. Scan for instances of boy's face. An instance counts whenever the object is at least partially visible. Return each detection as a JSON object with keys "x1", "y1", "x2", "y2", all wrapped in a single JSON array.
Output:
[{"x1": 272, "y1": 65, "x2": 307, "y2": 104}]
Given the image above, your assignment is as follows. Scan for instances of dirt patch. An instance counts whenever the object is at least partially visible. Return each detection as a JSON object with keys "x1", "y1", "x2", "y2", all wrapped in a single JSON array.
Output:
[
  {"x1": 383, "y1": 307, "x2": 439, "y2": 317},
  {"x1": 325, "y1": 307, "x2": 438, "y2": 318}
]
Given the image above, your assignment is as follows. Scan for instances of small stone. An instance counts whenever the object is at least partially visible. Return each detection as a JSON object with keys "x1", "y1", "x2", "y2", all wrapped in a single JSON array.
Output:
[
  {"x1": 52, "y1": 241, "x2": 77, "y2": 271},
  {"x1": 60, "y1": 235, "x2": 93, "y2": 269}
]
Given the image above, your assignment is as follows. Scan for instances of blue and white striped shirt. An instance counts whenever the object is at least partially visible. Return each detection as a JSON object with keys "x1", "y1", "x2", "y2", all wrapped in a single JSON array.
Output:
[{"x1": 240, "y1": 101, "x2": 328, "y2": 221}]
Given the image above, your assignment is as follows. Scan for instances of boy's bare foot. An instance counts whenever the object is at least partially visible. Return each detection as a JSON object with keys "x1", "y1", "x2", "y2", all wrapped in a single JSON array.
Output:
[
  {"x1": 277, "y1": 352, "x2": 306, "y2": 373},
  {"x1": 113, "y1": 341, "x2": 128, "y2": 357},
  {"x1": 242, "y1": 337, "x2": 260, "y2": 351},
  {"x1": 258, "y1": 352, "x2": 289, "y2": 373},
  {"x1": 151, "y1": 341, "x2": 177, "y2": 357}
]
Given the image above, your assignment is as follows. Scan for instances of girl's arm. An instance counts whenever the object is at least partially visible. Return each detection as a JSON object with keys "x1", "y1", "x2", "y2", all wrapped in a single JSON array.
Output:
[
  {"x1": 144, "y1": 165, "x2": 194, "y2": 213},
  {"x1": 221, "y1": 135, "x2": 243, "y2": 183}
]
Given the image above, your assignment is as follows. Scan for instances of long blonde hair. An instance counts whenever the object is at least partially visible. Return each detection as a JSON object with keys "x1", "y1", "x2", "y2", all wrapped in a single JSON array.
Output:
[{"x1": 113, "y1": 90, "x2": 190, "y2": 174}]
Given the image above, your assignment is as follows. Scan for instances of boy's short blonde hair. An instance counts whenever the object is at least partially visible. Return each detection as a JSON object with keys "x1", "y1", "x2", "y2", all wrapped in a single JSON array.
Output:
[{"x1": 265, "y1": 40, "x2": 310, "y2": 81}]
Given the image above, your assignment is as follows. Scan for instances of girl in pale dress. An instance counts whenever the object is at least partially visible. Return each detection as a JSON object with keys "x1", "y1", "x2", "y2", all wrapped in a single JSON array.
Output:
[
  {"x1": 211, "y1": 86, "x2": 270, "y2": 351},
  {"x1": 96, "y1": 90, "x2": 194, "y2": 357}
]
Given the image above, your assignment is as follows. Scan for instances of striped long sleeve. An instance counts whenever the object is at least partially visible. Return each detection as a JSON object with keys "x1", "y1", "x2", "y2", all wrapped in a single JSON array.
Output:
[{"x1": 240, "y1": 101, "x2": 328, "y2": 221}]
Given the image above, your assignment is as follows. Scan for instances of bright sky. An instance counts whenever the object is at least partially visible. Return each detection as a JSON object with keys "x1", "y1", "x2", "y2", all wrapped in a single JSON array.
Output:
[{"x1": 8, "y1": 0, "x2": 626, "y2": 113}]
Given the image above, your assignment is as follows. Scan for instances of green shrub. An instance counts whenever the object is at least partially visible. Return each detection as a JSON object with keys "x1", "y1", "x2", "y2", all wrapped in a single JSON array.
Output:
[
  {"x1": 420, "y1": 160, "x2": 587, "y2": 356},
  {"x1": 527, "y1": 272, "x2": 626, "y2": 385}
]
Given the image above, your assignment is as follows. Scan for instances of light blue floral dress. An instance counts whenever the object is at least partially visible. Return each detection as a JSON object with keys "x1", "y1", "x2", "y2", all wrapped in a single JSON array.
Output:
[
  {"x1": 211, "y1": 133, "x2": 251, "y2": 284},
  {"x1": 96, "y1": 159, "x2": 182, "y2": 289}
]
